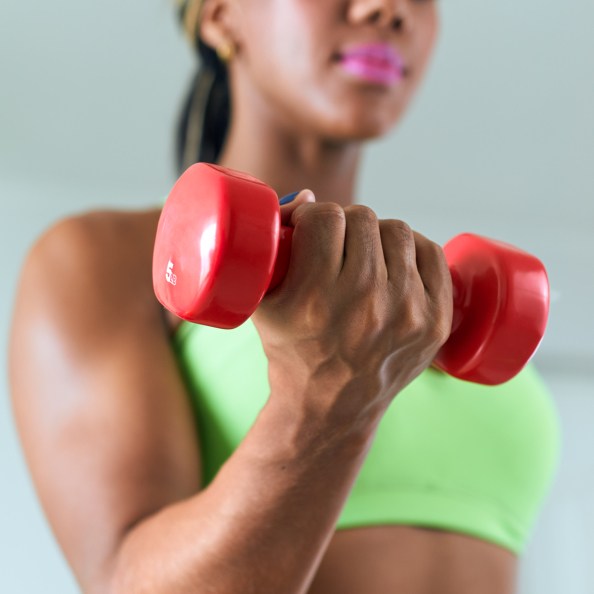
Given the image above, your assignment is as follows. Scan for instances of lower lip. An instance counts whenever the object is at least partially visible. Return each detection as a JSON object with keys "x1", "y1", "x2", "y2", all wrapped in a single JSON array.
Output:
[{"x1": 338, "y1": 56, "x2": 403, "y2": 86}]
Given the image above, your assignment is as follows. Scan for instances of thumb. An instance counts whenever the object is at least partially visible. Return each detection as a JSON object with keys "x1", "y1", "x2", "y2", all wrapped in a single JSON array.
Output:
[{"x1": 278, "y1": 189, "x2": 315, "y2": 226}]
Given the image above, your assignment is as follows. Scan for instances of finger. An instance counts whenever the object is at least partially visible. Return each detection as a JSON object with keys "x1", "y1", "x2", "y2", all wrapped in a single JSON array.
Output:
[
  {"x1": 412, "y1": 231, "x2": 452, "y2": 306},
  {"x1": 278, "y1": 189, "x2": 315, "y2": 227},
  {"x1": 341, "y1": 205, "x2": 384, "y2": 284},
  {"x1": 289, "y1": 201, "x2": 346, "y2": 282},
  {"x1": 378, "y1": 219, "x2": 418, "y2": 288}
]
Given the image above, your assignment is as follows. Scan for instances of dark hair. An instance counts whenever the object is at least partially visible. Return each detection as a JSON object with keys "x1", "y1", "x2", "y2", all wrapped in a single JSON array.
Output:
[{"x1": 175, "y1": 39, "x2": 231, "y2": 176}]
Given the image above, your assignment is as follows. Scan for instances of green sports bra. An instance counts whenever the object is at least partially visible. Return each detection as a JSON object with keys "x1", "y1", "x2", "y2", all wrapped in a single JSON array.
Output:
[{"x1": 172, "y1": 318, "x2": 560, "y2": 554}]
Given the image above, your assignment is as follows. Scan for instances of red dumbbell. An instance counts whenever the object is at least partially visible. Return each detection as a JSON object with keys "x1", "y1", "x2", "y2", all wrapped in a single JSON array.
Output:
[{"x1": 153, "y1": 163, "x2": 550, "y2": 386}]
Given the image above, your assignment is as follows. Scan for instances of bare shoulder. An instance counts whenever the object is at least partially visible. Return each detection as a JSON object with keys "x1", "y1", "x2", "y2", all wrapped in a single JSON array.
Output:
[
  {"x1": 19, "y1": 209, "x2": 161, "y2": 327},
  {"x1": 29, "y1": 207, "x2": 160, "y2": 272},
  {"x1": 11, "y1": 208, "x2": 185, "y2": 362}
]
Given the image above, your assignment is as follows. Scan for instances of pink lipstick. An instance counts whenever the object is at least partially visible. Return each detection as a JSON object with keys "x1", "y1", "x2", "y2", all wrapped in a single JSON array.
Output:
[{"x1": 338, "y1": 43, "x2": 404, "y2": 86}]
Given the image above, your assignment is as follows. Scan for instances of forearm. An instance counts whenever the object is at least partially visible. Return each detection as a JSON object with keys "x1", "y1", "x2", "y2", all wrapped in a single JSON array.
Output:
[{"x1": 109, "y1": 394, "x2": 380, "y2": 594}]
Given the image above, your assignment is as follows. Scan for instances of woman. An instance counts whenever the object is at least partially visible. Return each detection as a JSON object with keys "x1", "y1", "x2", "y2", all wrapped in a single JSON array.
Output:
[{"x1": 9, "y1": 0, "x2": 559, "y2": 592}]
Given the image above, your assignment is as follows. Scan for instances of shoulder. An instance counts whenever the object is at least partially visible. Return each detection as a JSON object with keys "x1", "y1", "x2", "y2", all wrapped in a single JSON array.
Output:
[
  {"x1": 12, "y1": 208, "x2": 166, "y2": 359},
  {"x1": 27, "y1": 208, "x2": 160, "y2": 289}
]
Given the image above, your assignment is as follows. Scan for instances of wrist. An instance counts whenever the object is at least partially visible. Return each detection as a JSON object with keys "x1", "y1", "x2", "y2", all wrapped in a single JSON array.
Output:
[{"x1": 257, "y1": 377, "x2": 383, "y2": 462}]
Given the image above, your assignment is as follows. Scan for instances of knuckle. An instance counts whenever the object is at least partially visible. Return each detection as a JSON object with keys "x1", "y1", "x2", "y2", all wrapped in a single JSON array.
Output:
[
  {"x1": 300, "y1": 291, "x2": 334, "y2": 329},
  {"x1": 398, "y1": 297, "x2": 425, "y2": 336},
  {"x1": 350, "y1": 271, "x2": 380, "y2": 298},
  {"x1": 296, "y1": 202, "x2": 345, "y2": 233},
  {"x1": 429, "y1": 240, "x2": 448, "y2": 268},
  {"x1": 422, "y1": 237, "x2": 440, "y2": 254},
  {"x1": 396, "y1": 294, "x2": 450, "y2": 347},
  {"x1": 427, "y1": 240, "x2": 450, "y2": 276},
  {"x1": 316, "y1": 201, "x2": 345, "y2": 218},
  {"x1": 309, "y1": 202, "x2": 346, "y2": 227},
  {"x1": 381, "y1": 219, "x2": 413, "y2": 243},
  {"x1": 344, "y1": 205, "x2": 378, "y2": 226}
]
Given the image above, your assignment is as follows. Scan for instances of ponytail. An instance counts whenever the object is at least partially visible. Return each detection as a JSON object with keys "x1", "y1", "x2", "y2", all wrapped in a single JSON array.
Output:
[{"x1": 175, "y1": 24, "x2": 231, "y2": 176}]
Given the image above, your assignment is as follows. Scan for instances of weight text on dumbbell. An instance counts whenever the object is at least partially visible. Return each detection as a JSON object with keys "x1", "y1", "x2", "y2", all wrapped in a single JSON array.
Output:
[{"x1": 165, "y1": 260, "x2": 177, "y2": 286}]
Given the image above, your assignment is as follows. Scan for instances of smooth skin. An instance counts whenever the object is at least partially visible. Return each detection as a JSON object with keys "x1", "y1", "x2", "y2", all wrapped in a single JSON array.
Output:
[{"x1": 10, "y1": 1, "x2": 517, "y2": 593}]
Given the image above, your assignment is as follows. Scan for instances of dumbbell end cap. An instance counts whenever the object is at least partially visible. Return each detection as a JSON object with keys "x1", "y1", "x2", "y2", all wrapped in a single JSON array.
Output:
[
  {"x1": 434, "y1": 233, "x2": 550, "y2": 385},
  {"x1": 153, "y1": 163, "x2": 281, "y2": 328}
]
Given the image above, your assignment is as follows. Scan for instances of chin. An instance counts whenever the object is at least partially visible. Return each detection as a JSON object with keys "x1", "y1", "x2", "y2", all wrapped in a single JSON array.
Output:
[{"x1": 321, "y1": 105, "x2": 407, "y2": 143}]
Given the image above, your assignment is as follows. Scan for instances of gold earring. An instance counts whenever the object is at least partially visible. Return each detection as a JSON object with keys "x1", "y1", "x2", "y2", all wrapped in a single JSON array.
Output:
[{"x1": 216, "y1": 41, "x2": 236, "y2": 64}]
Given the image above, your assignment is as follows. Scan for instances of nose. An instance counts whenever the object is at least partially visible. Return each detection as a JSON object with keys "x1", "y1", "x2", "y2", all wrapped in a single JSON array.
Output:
[{"x1": 347, "y1": 0, "x2": 409, "y2": 31}]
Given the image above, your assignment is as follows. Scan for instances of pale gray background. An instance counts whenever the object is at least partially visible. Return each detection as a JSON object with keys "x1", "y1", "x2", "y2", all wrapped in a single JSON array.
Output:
[{"x1": 1, "y1": 0, "x2": 593, "y2": 592}]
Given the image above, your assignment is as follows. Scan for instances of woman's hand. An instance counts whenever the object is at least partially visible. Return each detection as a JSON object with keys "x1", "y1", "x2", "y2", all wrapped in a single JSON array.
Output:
[{"x1": 252, "y1": 190, "x2": 453, "y2": 432}]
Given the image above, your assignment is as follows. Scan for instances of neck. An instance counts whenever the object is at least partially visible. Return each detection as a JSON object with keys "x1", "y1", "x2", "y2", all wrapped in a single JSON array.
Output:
[{"x1": 217, "y1": 81, "x2": 362, "y2": 206}]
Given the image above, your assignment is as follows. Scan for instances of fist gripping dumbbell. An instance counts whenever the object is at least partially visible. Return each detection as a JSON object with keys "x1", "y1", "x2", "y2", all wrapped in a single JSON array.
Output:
[{"x1": 153, "y1": 163, "x2": 550, "y2": 386}]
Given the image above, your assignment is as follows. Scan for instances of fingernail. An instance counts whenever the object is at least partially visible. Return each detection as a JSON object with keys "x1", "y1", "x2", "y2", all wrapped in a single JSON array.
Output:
[{"x1": 279, "y1": 191, "x2": 299, "y2": 205}]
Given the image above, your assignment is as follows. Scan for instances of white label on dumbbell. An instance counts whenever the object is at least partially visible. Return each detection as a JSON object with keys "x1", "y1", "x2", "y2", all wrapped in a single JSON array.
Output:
[{"x1": 165, "y1": 260, "x2": 177, "y2": 286}]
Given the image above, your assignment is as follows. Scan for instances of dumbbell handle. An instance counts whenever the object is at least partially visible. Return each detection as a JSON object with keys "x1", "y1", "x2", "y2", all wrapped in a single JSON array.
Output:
[{"x1": 268, "y1": 225, "x2": 294, "y2": 292}]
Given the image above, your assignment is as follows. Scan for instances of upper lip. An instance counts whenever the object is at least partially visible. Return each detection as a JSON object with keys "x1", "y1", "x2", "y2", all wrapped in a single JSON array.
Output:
[{"x1": 336, "y1": 43, "x2": 405, "y2": 73}]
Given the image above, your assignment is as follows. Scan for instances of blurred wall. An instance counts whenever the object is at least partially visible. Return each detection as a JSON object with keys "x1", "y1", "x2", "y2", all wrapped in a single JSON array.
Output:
[{"x1": 1, "y1": 0, "x2": 592, "y2": 592}]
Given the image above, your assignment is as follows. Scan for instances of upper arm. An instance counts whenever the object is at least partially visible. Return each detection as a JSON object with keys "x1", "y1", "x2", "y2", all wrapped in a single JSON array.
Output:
[{"x1": 9, "y1": 212, "x2": 201, "y2": 590}]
